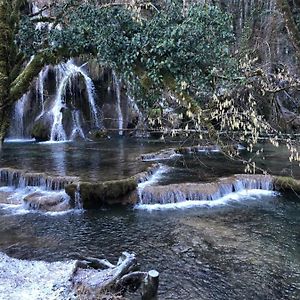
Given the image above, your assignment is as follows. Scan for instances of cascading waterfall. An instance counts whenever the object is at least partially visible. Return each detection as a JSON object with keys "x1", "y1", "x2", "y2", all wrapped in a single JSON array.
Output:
[
  {"x1": 50, "y1": 59, "x2": 102, "y2": 141},
  {"x1": 112, "y1": 71, "x2": 124, "y2": 135},
  {"x1": 0, "y1": 168, "x2": 78, "y2": 191},
  {"x1": 0, "y1": 167, "x2": 80, "y2": 213},
  {"x1": 137, "y1": 171, "x2": 275, "y2": 209},
  {"x1": 8, "y1": 94, "x2": 28, "y2": 139},
  {"x1": 35, "y1": 66, "x2": 49, "y2": 121},
  {"x1": 8, "y1": 58, "x2": 109, "y2": 142}
]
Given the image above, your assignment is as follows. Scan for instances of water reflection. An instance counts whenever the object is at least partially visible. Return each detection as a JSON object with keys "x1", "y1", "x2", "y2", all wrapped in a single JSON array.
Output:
[
  {"x1": 2, "y1": 140, "x2": 300, "y2": 183},
  {"x1": 49, "y1": 143, "x2": 67, "y2": 175}
]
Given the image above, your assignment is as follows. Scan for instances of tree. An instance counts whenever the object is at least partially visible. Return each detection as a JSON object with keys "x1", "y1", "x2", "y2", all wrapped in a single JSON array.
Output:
[
  {"x1": 0, "y1": 0, "x2": 236, "y2": 147},
  {"x1": 0, "y1": 0, "x2": 59, "y2": 146}
]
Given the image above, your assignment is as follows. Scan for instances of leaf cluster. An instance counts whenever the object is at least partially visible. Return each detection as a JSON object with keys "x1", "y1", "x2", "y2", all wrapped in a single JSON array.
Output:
[{"x1": 17, "y1": 2, "x2": 236, "y2": 107}]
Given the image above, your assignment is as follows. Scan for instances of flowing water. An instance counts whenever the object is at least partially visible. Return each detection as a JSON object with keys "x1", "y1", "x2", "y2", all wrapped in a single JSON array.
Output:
[
  {"x1": 112, "y1": 71, "x2": 124, "y2": 136},
  {"x1": 0, "y1": 193, "x2": 299, "y2": 299},
  {"x1": 9, "y1": 94, "x2": 28, "y2": 139},
  {"x1": 0, "y1": 139, "x2": 299, "y2": 299},
  {"x1": 50, "y1": 60, "x2": 102, "y2": 141}
]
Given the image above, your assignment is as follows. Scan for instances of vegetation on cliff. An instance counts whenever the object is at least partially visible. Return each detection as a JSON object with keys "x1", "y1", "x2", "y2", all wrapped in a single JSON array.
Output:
[{"x1": 2, "y1": 0, "x2": 300, "y2": 169}]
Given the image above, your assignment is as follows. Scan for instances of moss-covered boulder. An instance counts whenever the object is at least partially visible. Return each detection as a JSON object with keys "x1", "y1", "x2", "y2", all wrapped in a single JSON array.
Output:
[
  {"x1": 31, "y1": 118, "x2": 51, "y2": 142},
  {"x1": 273, "y1": 176, "x2": 300, "y2": 193},
  {"x1": 66, "y1": 178, "x2": 137, "y2": 209},
  {"x1": 87, "y1": 129, "x2": 109, "y2": 140},
  {"x1": 65, "y1": 164, "x2": 159, "y2": 209}
]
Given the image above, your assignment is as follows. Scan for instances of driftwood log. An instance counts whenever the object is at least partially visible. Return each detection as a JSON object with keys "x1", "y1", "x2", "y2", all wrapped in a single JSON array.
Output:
[{"x1": 72, "y1": 252, "x2": 159, "y2": 299}]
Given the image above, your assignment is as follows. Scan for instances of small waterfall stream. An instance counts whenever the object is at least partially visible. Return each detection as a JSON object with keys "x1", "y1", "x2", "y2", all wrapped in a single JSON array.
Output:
[
  {"x1": 70, "y1": 110, "x2": 85, "y2": 140},
  {"x1": 50, "y1": 60, "x2": 102, "y2": 141},
  {"x1": 9, "y1": 94, "x2": 28, "y2": 139},
  {"x1": 35, "y1": 66, "x2": 49, "y2": 121},
  {"x1": 112, "y1": 71, "x2": 124, "y2": 135},
  {"x1": 137, "y1": 167, "x2": 275, "y2": 209},
  {"x1": 0, "y1": 168, "x2": 79, "y2": 213}
]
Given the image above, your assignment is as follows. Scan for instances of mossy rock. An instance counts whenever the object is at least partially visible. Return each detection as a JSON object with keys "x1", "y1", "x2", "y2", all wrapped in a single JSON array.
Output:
[
  {"x1": 274, "y1": 176, "x2": 300, "y2": 193},
  {"x1": 65, "y1": 164, "x2": 159, "y2": 209},
  {"x1": 31, "y1": 119, "x2": 50, "y2": 142},
  {"x1": 66, "y1": 177, "x2": 137, "y2": 209},
  {"x1": 88, "y1": 129, "x2": 109, "y2": 140}
]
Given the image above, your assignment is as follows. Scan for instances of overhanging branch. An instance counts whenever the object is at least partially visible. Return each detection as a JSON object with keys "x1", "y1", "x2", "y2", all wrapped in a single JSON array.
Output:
[{"x1": 9, "y1": 51, "x2": 54, "y2": 103}]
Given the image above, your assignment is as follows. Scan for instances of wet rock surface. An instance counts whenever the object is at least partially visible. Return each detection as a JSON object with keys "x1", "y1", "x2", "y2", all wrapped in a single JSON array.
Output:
[{"x1": 23, "y1": 192, "x2": 71, "y2": 212}]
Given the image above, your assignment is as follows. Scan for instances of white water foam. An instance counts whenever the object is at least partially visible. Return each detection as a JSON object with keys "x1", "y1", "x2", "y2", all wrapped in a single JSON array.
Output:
[
  {"x1": 4, "y1": 139, "x2": 36, "y2": 143},
  {"x1": 135, "y1": 189, "x2": 278, "y2": 211},
  {"x1": 138, "y1": 164, "x2": 170, "y2": 190},
  {"x1": 0, "y1": 252, "x2": 75, "y2": 300},
  {"x1": 38, "y1": 140, "x2": 72, "y2": 145},
  {"x1": 0, "y1": 187, "x2": 72, "y2": 216}
]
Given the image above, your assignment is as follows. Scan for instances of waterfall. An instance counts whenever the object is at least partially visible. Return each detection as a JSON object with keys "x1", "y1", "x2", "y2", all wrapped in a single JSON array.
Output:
[
  {"x1": 50, "y1": 60, "x2": 102, "y2": 141},
  {"x1": 128, "y1": 95, "x2": 142, "y2": 119},
  {"x1": 74, "y1": 183, "x2": 83, "y2": 209},
  {"x1": 112, "y1": 71, "x2": 124, "y2": 135},
  {"x1": 70, "y1": 110, "x2": 85, "y2": 140},
  {"x1": 35, "y1": 66, "x2": 49, "y2": 121},
  {"x1": 0, "y1": 167, "x2": 79, "y2": 213},
  {"x1": 9, "y1": 94, "x2": 28, "y2": 139},
  {"x1": 8, "y1": 59, "x2": 102, "y2": 142},
  {"x1": 50, "y1": 64, "x2": 68, "y2": 141},
  {"x1": 0, "y1": 168, "x2": 78, "y2": 191},
  {"x1": 137, "y1": 173, "x2": 275, "y2": 208}
]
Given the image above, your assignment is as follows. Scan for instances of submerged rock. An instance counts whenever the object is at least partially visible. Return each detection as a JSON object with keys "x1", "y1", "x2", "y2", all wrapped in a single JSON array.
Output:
[
  {"x1": 87, "y1": 128, "x2": 109, "y2": 140},
  {"x1": 31, "y1": 118, "x2": 51, "y2": 142},
  {"x1": 140, "y1": 148, "x2": 180, "y2": 161},
  {"x1": 23, "y1": 191, "x2": 71, "y2": 212},
  {"x1": 0, "y1": 188, "x2": 18, "y2": 205}
]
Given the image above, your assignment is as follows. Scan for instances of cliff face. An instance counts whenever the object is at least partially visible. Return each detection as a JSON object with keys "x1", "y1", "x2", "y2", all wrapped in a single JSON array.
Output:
[{"x1": 204, "y1": 0, "x2": 299, "y2": 72}]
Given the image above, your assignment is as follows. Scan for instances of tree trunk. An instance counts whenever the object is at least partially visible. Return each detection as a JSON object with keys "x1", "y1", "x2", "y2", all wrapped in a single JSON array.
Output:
[
  {"x1": 0, "y1": 1, "x2": 13, "y2": 147},
  {"x1": 0, "y1": 106, "x2": 11, "y2": 145}
]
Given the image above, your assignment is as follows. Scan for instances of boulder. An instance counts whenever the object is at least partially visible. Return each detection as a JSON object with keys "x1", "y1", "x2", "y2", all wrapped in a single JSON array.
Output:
[
  {"x1": 31, "y1": 117, "x2": 51, "y2": 142},
  {"x1": 23, "y1": 191, "x2": 71, "y2": 212}
]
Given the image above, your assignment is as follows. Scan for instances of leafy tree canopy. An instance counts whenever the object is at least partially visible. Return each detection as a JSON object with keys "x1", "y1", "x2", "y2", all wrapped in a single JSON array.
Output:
[{"x1": 18, "y1": 1, "x2": 236, "y2": 106}]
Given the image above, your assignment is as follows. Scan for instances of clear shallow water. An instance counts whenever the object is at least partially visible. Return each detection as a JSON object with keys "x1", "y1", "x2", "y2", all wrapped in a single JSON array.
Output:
[
  {"x1": 0, "y1": 138, "x2": 166, "y2": 181},
  {"x1": 0, "y1": 193, "x2": 299, "y2": 299},
  {"x1": 0, "y1": 139, "x2": 300, "y2": 299},
  {"x1": 2, "y1": 139, "x2": 300, "y2": 184}
]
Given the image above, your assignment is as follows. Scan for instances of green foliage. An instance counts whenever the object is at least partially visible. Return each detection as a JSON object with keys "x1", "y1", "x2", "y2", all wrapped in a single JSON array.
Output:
[{"x1": 17, "y1": 2, "x2": 235, "y2": 108}]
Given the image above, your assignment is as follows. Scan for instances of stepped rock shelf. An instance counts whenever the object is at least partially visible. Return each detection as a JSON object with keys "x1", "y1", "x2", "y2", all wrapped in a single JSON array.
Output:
[{"x1": 0, "y1": 164, "x2": 299, "y2": 211}]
